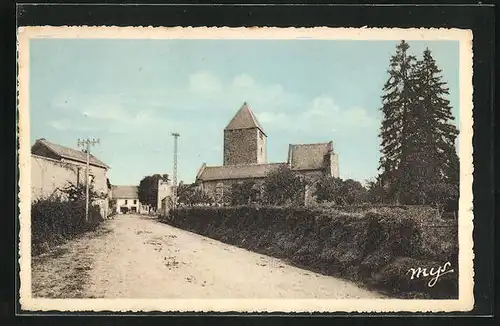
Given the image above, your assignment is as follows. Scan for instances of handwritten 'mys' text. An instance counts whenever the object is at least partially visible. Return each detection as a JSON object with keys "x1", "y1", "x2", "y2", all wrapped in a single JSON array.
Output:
[{"x1": 407, "y1": 262, "x2": 454, "y2": 288}]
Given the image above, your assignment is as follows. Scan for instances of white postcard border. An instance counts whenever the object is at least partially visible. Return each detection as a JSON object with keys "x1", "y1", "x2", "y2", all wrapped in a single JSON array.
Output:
[{"x1": 17, "y1": 26, "x2": 474, "y2": 313}]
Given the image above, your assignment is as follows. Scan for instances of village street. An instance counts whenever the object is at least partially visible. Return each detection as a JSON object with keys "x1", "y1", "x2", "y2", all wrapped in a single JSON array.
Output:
[{"x1": 32, "y1": 215, "x2": 382, "y2": 299}]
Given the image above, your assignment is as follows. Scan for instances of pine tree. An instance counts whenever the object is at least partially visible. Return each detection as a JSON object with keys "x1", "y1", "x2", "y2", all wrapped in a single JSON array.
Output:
[
  {"x1": 378, "y1": 40, "x2": 417, "y2": 203},
  {"x1": 410, "y1": 48, "x2": 459, "y2": 207},
  {"x1": 378, "y1": 43, "x2": 459, "y2": 208}
]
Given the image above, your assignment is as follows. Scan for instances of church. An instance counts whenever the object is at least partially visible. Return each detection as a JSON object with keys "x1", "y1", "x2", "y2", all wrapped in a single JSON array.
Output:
[{"x1": 195, "y1": 102, "x2": 339, "y2": 204}]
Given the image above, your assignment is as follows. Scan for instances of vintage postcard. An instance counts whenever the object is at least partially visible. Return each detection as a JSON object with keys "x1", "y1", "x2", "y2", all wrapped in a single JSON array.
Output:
[{"x1": 17, "y1": 26, "x2": 474, "y2": 313}]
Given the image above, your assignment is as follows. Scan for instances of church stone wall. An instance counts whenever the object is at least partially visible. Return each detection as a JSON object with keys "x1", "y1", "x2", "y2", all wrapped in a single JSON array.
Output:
[
  {"x1": 202, "y1": 178, "x2": 266, "y2": 205},
  {"x1": 256, "y1": 129, "x2": 267, "y2": 164},
  {"x1": 329, "y1": 152, "x2": 340, "y2": 178},
  {"x1": 224, "y1": 128, "x2": 260, "y2": 165},
  {"x1": 297, "y1": 170, "x2": 324, "y2": 180}
]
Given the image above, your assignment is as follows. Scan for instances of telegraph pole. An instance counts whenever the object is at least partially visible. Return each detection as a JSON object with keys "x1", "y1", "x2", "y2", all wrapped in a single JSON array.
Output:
[
  {"x1": 78, "y1": 138, "x2": 100, "y2": 222},
  {"x1": 171, "y1": 133, "x2": 180, "y2": 208}
]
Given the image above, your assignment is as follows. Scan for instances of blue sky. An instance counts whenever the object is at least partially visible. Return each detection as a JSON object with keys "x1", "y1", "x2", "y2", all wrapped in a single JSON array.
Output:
[{"x1": 29, "y1": 39, "x2": 459, "y2": 186}]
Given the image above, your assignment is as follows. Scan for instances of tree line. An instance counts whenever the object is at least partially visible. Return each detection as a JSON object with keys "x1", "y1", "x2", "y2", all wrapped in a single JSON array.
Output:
[{"x1": 170, "y1": 165, "x2": 368, "y2": 208}]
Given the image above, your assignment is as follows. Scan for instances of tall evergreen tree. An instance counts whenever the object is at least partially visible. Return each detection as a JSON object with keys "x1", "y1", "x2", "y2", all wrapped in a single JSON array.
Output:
[
  {"x1": 378, "y1": 42, "x2": 459, "y2": 208},
  {"x1": 378, "y1": 40, "x2": 417, "y2": 203},
  {"x1": 409, "y1": 48, "x2": 460, "y2": 206}
]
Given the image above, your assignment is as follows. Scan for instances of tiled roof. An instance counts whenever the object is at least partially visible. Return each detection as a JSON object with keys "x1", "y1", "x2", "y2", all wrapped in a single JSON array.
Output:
[
  {"x1": 112, "y1": 185, "x2": 139, "y2": 199},
  {"x1": 288, "y1": 142, "x2": 333, "y2": 171},
  {"x1": 224, "y1": 102, "x2": 266, "y2": 135},
  {"x1": 32, "y1": 138, "x2": 109, "y2": 169},
  {"x1": 197, "y1": 163, "x2": 287, "y2": 181}
]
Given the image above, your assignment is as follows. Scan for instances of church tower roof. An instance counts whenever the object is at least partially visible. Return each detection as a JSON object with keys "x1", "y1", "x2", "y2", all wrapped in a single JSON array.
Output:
[{"x1": 224, "y1": 102, "x2": 266, "y2": 136}]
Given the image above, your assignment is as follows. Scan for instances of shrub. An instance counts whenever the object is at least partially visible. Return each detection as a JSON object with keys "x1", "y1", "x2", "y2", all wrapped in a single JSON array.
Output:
[
  {"x1": 230, "y1": 181, "x2": 260, "y2": 206},
  {"x1": 263, "y1": 165, "x2": 305, "y2": 206},
  {"x1": 368, "y1": 257, "x2": 458, "y2": 299},
  {"x1": 314, "y1": 177, "x2": 368, "y2": 205},
  {"x1": 31, "y1": 184, "x2": 105, "y2": 255},
  {"x1": 314, "y1": 176, "x2": 344, "y2": 203},
  {"x1": 177, "y1": 182, "x2": 215, "y2": 207}
]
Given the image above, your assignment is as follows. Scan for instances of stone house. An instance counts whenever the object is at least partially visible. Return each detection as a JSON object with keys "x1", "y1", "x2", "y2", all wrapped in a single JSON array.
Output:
[
  {"x1": 157, "y1": 179, "x2": 174, "y2": 216},
  {"x1": 196, "y1": 102, "x2": 340, "y2": 205},
  {"x1": 31, "y1": 138, "x2": 111, "y2": 217},
  {"x1": 111, "y1": 185, "x2": 148, "y2": 214}
]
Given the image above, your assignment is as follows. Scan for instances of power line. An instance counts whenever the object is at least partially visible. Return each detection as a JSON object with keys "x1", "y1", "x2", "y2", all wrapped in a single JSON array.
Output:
[
  {"x1": 77, "y1": 138, "x2": 100, "y2": 222},
  {"x1": 171, "y1": 133, "x2": 180, "y2": 208}
]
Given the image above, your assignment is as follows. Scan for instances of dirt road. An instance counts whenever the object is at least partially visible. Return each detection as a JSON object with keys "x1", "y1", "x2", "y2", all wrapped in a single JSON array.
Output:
[{"x1": 32, "y1": 215, "x2": 382, "y2": 299}]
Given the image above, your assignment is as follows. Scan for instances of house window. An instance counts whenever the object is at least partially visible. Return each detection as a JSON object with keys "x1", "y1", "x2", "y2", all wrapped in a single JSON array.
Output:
[
  {"x1": 86, "y1": 174, "x2": 95, "y2": 187},
  {"x1": 134, "y1": 200, "x2": 137, "y2": 204},
  {"x1": 125, "y1": 199, "x2": 128, "y2": 204}
]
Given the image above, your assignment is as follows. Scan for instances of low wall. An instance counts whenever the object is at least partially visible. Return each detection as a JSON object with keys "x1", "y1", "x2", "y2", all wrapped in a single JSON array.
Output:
[{"x1": 160, "y1": 205, "x2": 458, "y2": 299}]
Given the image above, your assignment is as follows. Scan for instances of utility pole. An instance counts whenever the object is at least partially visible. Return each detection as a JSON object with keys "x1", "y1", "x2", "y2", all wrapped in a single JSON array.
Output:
[
  {"x1": 171, "y1": 133, "x2": 180, "y2": 208},
  {"x1": 77, "y1": 138, "x2": 100, "y2": 222}
]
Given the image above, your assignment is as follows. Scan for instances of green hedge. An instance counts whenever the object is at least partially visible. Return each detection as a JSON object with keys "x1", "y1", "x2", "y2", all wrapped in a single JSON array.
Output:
[
  {"x1": 161, "y1": 205, "x2": 457, "y2": 299},
  {"x1": 31, "y1": 198, "x2": 104, "y2": 255}
]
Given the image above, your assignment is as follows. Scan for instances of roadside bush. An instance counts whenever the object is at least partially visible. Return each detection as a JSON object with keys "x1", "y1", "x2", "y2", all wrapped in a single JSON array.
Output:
[
  {"x1": 368, "y1": 257, "x2": 458, "y2": 299},
  {"x1": 160, "y1": 205, "x2": 457, "y2": 298},
  {"x1": 31, "y1": 184, "x2": 104, "y2": 255}
]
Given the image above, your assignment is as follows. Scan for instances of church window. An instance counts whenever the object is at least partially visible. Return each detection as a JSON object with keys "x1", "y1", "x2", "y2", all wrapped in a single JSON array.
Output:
[{"x1": 215, "y1": 182, "x2": 224, "y2": 203}]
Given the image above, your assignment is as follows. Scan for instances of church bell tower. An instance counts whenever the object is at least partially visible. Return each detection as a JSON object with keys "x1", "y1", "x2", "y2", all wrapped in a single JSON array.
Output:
[{"x1": 223, "y1": 102, "x2": 267, "y2": 166}]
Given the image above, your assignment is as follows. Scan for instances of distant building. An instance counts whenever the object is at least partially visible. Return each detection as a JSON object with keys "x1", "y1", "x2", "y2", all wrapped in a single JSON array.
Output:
[
  {"x1": 31, "y1": 138, "x2": 111, "y2": 217},
  {"x1": 111, "y1": 185, "x2": 148, "y2": 214},
  {"x1": 157, "y1": 179, "x2": 174, "y2": 216},
  {"x1": 196, "y1": 102, "x2": 339, "y2": 205}
]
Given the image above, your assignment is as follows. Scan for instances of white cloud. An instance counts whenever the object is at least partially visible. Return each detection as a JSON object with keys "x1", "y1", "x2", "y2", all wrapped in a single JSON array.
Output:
[
  {"x1": 49, "y1": 118, "x2": 98, "y2": 132},
  {"x1": 182, "y1": 72, "x2": 378, "y2": 134},
  {"x1": 232, "y1": 74, "x2": 255, "y2": 88},
  {"x1": 342, "y1": 106, "x2": 375, "y2": 128},
  {"x1": 302, "y1": 95, "x2": 340, "y2": 120},
  {"x1": 50, "y1": 92, "x2": 172, "y2": 135},
  {"x1": 50, "y1": 119, "x2": 72, "y2": 130},
  {"x1": 82, "y1": 105, "x2": 131, "y2": 123},
  {"x1": 89, "y1": 107, "x2": 165, "y2": 134},
  {"x1": 189, "y1": 70, "x2": 223, "y2": 94},
  {"x1": 256, "y1": 111, "x2": 290, "y2": 125},
  {"x1": 256, "y1": 94, "x2": 377, "y2": 134},
  {"x1": 50, "y1": 73, "x2": 377, "y2": 138},
  {"x1": 301, "y1": 97, "x2": 376, "y2": 132}
]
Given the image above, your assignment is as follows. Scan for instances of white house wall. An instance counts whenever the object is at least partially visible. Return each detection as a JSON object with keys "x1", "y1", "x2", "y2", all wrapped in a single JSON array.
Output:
[
  {"x1": 157, "y1": 180, "x2": 173, "y2": 211},
  {"x1": 115, "y1": 198, "x2": 141, "y2": 213},
  {"x1": 31, "y1": 154, "x2": 110, "y2": 217},
  {"x1": 60, "y1": 157, "x2": 109, "y2": 195}
]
